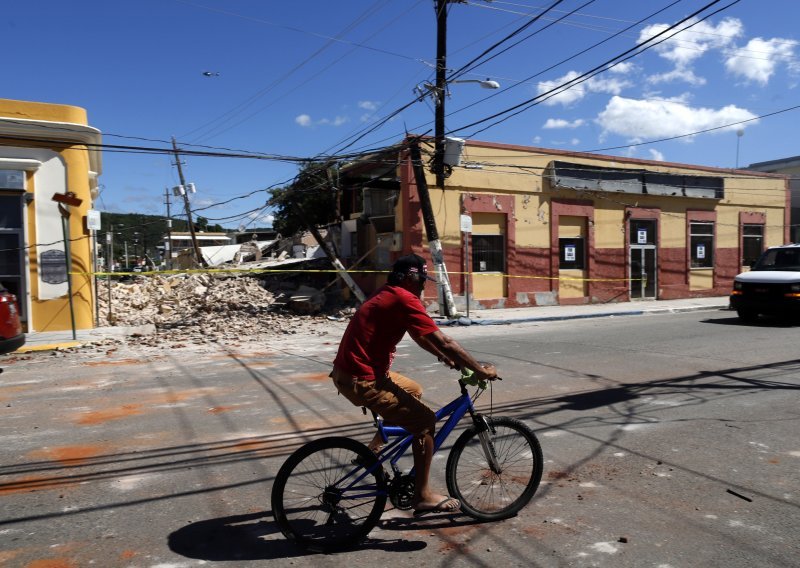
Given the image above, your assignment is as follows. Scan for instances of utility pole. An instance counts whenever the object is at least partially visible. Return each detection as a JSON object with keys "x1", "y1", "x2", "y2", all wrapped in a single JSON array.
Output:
[
  {"x1": 434, "y1": 0, "x2": 449, "y2": 189},
  {"x1": 106, "y1": 225, "x2": 113, "y2": 321},
  {"x1": 164, "y1": 187, "x2": 173, "y2": 269},
  {"x1": 413, "y1": 0, "x2": 460, "y2": 318},
  {"x1": 291, "y1": 202, "x2": 366, "y2": 303},
  {"x1": 171, "y1": 137, "x2": 206, "y2": 267},
  {"x1": 410, "y1": 142, "x2": 458, "y2": 318}
]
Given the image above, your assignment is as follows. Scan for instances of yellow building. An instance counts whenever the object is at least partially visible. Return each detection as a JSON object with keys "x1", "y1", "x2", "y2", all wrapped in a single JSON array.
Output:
[
  {"x1": 747, "y1": 156, "x2": 800, "y2": 242},
  {"x1": 337, "y1": 137, "x2": 788, "y2": 309},
  {"x1": 0, "y1": 99, "x2": 102, "y2": 332}
]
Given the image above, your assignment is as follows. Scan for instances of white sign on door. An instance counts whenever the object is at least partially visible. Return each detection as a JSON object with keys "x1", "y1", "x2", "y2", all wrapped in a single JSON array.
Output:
[
  {"x1": 564, "y1": 245, "x2": 576, "y2": 262},
  {"x1": 637, "y1": 229, "x2": 647, "y2": 244},
  {"x1": 697, "y1": 244, "x2": 706, "y2": 259}
]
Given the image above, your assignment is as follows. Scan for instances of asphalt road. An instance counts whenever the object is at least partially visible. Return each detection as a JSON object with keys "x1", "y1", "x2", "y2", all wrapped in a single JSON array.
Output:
[{"x1": 1, "y1": 308, "x2": 798, "y2": 567}]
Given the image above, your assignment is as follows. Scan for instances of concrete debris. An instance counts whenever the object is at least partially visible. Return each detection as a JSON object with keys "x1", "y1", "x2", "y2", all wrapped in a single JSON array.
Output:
[
  {"x1": 96, "y1": 273, "x2": 349, "y2": 345},
  {"x1": 286, "y1": 285, "x2": 327, "y2": 314},
  {"x1": 234, "y1": 240, "x2": 263, "y2": 264}
]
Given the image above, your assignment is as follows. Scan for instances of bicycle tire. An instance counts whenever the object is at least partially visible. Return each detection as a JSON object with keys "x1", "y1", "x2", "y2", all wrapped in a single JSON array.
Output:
[
  {"x1": 271, "y1": 436, "x2": 387, "y2": 552},
  {"x1": 446, "y1": 416, "x2": 543, "y2": 521}
]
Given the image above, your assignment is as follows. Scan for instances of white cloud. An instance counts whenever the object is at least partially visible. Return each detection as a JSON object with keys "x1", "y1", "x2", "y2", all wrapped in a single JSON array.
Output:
[
  {"x1": 358, "y1": 100, "x2": 379, "y2": 111},
  {"x1": 638, "y1": 17, "x2": 743, "y2": 67},
  {"x1": 609, "y1": 62, "x2": 635, "y2": 74},
  {"x1": 295, "y1": 114, "x2": 348, "y2": 127},
  {"x1": 247, "y1": 212, "x2": 274, "y2": 224},
  {"x1": 639, "y1": 17, "x2": 743, "y2": 85},
  {"x1": 648, "y1": 149, "x2": 665, "y2": 161},
  {"x1": 532, "y1": 135, "x2": 542, "y2": 144},
  {"x1": 725, "y1": 37, "x2": 799, "y2": 84},
  {"x1": 596, "y1": 96, "x2": 758, "y2": 142},
  {"x1": 589, "y1": 76, "x2": 630, "y2": 95},
  {"x1": 648, "y1": 68, "x2": 706, "y2": 86},
  {"x1": 571, "y1": 138, "x2": 580, "y2": 146},
  {"x1": 543, "y1": 118, "x2": 585, "y2": 129},
  {"x1": 538, "y1": 71, "x2": 632, "y2": 106},
  {"x1": 319, "y1": 116, "x2": 348, "y2": 126}
]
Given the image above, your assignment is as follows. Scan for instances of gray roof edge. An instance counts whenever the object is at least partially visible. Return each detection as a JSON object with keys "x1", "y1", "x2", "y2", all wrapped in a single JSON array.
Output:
[{"x1": 747, "y1": 155, "x2": 800, "y2": 170}]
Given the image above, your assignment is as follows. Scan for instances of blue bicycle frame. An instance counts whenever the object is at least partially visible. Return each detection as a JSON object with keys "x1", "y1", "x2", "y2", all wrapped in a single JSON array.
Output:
[{"x1": 336, "y1": 381, "x2": 486, "y2": 496}]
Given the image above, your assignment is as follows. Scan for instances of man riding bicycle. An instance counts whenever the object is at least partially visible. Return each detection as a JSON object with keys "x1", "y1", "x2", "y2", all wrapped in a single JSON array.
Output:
[{"x1": 331, "y1": 253, "x2": 497, "y2": 515}]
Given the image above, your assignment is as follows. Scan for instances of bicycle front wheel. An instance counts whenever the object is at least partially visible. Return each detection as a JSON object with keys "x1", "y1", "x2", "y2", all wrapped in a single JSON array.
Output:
[
  {"x1": 446, "y1": 416, "x2": 543, "y2": 521},
  {"x1": 271, "y1": 437, "x2": 387, "y2": 552}
]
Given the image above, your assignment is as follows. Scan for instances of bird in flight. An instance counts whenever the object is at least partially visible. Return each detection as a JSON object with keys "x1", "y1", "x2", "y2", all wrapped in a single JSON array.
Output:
[{"x1": 202, "y1": 71, "x2": 220, "y2": 77}]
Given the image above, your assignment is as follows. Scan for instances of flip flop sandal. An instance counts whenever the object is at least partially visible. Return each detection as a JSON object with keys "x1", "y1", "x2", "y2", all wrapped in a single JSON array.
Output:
[{"x1": 413, "y1": 497, "x2": 461, "y2": 517}]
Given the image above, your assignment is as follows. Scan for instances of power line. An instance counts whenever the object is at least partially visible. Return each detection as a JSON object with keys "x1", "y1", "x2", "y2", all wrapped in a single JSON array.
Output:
[
  {"x1": 446, "y1": 0, "x2": 571, "y2": 82},
  {"x1": 451, "y1": 0, "x2": 739, "y2": 137},
  {"x1": 177, "y1": 0, "x2": 421, "y2": 143},
  {"x1": 190, "y1": 0, "x2": 427, "y2": 144},
  {"x1": 325, "y1": 0, "x2": 687, "y2": 158},
  {"x1": 442, "y1": 0, "x2": 685, "y2": 113}
]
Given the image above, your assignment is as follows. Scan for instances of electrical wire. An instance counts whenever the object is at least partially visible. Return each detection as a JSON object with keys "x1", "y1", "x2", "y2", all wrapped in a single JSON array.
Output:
[
  {"x1": 446, "y1": 0, "x2": 570, "y2": 83},
  {"x1": 437, "y1": 0, "x2": 686, "y2": 122},
  {"x1": 451, "y1": 0, "x2": 738, "y2": 138}
]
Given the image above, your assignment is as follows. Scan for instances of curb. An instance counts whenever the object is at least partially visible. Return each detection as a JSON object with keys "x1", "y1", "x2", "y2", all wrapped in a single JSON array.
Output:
[
  {"x1": 14, "y1": 341, "x2": 84, "y2": 353},
  {"x1": 440, "y1": 304, "x2": 729, "y2": 326},
  {"x1": 12, "y1": 324, "x2": 157, "y2": 354}
]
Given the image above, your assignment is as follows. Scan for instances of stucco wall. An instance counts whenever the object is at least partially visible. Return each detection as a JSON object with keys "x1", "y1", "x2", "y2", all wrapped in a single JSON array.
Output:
[
  {"x1": 0, "y1": 99, "x2": 100, "y2": 332},
  {"x1": 400, "y1": 140, "x2": 787, "y2": 308}
]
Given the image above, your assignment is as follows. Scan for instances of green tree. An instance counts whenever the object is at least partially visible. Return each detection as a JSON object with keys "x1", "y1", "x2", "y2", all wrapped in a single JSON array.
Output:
[{"x1": 269, "y1": 161, "x2": 337, "y2": 236}]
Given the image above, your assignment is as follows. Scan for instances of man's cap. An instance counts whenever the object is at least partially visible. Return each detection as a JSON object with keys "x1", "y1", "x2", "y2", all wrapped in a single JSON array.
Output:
[{"x1": 392, "y1": 254, "x2": 437, "y2": 282}]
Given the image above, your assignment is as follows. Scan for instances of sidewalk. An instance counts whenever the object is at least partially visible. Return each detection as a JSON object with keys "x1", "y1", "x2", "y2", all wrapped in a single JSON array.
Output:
[
  {"x1": 436, "y1": 295, "x2": 731, "y2": 326},
  {"x1": 13, "y1": 324, "x2": 156, "y2": 353},
  {"x1": 15, "y1": 297, "x2": 731, "y2": 353}
]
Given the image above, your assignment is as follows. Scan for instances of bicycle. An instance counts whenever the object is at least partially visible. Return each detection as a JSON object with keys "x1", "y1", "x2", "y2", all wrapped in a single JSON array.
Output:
[{"x1": 271, "y1": 369, "x2": 544, "y2": 552}]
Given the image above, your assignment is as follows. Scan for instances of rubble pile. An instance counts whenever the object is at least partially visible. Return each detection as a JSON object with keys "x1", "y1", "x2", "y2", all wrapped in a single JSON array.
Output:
[{"x1": 96, "y1": 273, "x2": 349, "y2": 344}]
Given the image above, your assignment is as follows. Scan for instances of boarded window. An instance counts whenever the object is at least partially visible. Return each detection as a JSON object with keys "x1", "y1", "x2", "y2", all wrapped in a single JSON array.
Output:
[{"x1": 742, "y1": 224, "x2": 763, "y2": 266}]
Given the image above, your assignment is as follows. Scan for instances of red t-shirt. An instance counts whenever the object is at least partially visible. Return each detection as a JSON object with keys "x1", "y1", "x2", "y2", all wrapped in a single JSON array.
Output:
[{"x1": 333, "y1": 285, "x2": 440, "y2": 380}]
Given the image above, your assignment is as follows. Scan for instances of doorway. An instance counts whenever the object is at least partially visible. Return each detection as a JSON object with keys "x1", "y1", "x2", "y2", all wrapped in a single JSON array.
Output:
[
  {"x1": 629, "y1": 219, "x2": 657, "y2": 300},
  {"x1": 0, "y1": 194, "x2": 26, "y2": 322}
]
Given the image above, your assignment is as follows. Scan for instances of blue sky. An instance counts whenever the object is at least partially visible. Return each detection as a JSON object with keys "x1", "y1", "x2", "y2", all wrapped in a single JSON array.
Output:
[{"x1": 5, "y1": 1, "x2": 799, "y2": 228}]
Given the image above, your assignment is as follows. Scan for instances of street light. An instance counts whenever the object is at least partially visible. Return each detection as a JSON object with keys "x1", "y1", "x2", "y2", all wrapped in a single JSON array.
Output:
[
  {"x1": 450, "y1": 78, "x2": 500, "y2": 89},
  {"x1": 414, "y1": 78, "x2": 500, "y2": 106},
  {"x1": 413, "y1": 77, "x2": 501, "y2": 182},
  {"x1": 735, "y1": 128, "x2": 744, "y2": 169}
]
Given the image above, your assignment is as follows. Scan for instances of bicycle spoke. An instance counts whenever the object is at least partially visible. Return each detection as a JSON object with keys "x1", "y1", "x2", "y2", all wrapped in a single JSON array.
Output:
[
  {"x1": 272, "y1": 437, "x2": 388, "y2": 551},
  {"x1": 447, "y1": 418, "x2": 542, "y2": 520}
]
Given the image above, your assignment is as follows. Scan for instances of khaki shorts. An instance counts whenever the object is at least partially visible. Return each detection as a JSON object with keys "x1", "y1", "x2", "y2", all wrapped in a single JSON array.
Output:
[{"x1": 331, "y1": 367, "x2": 436, "y2": 436}]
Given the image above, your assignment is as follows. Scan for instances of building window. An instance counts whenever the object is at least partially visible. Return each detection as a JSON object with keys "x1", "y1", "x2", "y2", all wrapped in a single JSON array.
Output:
[
  {"x1": 690, "y1": 222, "x2": 714, "y2": 268},
  {"x1": 559, "y1": 237, "x2": 585, "y2": 269},
  {"x1": 472, "y1": 234, "x2": 505, "y2": 272},
  {"x1": 742, "y1": 224, "x2": 764, "y2": 266}
]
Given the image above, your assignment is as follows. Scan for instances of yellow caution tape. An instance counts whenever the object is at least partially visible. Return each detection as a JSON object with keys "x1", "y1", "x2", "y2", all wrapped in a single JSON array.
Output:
[{"x1": 74, "y1": 267, "x2": 641, "y2": 282}]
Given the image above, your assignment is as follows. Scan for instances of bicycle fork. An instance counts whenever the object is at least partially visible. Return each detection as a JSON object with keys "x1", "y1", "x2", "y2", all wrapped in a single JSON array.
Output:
[{"x1": 474, "y1": 415, "x2": 502, "y2": 474}]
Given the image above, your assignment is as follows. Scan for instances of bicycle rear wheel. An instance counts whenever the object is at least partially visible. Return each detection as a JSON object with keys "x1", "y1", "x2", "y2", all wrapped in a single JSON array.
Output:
[
  {"x1": 271, "y1": 436, "x2": 387, "y2": 552},
  {"x1": 446, "y1": 416, "x2": 543, "y2": 521}
]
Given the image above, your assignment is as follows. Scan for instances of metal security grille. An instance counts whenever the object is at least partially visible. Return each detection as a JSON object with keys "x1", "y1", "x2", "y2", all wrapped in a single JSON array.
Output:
[
  {"x1": 472, "y1": 234, "x2": 505, "y2": 272},
  {"x1": 742, "y1": 224, "x2": 764, "y2": 266}
]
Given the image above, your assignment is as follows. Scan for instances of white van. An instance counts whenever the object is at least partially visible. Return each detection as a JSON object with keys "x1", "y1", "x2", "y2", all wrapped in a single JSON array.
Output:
[{"x1": 730, "y1": 243, "x2": 800, "y2": 322}]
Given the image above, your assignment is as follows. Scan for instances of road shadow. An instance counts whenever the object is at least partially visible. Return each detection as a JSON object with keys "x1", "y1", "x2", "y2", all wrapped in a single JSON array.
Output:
[
  {"x1": 168, "y1": 511, "x2": 427, "y2": 560},
  {"x1": 700, "y1": 315, "x2": 798, "y2": 327},
  {"x1": 556, "y1": 387, "x2": 639, "y2": 410}
]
